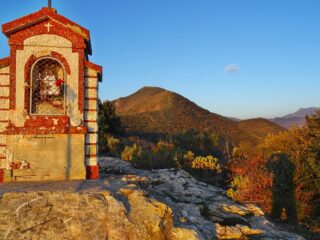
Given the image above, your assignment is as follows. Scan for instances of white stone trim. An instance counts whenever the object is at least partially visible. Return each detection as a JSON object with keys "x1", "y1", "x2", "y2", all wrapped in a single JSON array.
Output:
[
  {"x1": 84, "y1": 77, "x2": 98, "y2": 88},
  {"x1": 0, "y1": 111, "x2": 9, "y2": 121},
  {"x1": 85, "y1": 145, "x2": 97, "y2": 155},
  {"x1": 84, "y1": 100, "x2": 97, "y2": 110},
  {"x1": 84, "y1": 111, "x2": 97, "y2": 121},
  {"x1": 85, "y1": 88, "x2": 98, "y2": 98},
  {"x1": 0, "y1": 66, "x2": 9, "y2": 74},
  {"x1": 0, "y1": 75, "x2": 10, "y2": 85},
  {"x1": 0, "y1": 87, "x2": 10, "y2": 97},
  {"x1": 85, "y1": 133, "x2": 98, "y2": 143},
  {"x1": 86, "y1": 156, "x2": 98, "y2": 166}
]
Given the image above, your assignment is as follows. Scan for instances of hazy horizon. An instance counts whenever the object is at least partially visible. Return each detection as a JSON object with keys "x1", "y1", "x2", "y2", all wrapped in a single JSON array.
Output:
[{"x1": 1, "y1": 0, "x2": 319, "y2": 119}]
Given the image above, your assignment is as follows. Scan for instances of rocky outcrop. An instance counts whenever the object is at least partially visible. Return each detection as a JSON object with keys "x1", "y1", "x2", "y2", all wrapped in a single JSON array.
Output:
[
  {"x1": 99, "y1": 158, "x2": 305, "y2": 240},
  {"x1": 0, "y1": 157, "x2": 304, "y2": 240}
]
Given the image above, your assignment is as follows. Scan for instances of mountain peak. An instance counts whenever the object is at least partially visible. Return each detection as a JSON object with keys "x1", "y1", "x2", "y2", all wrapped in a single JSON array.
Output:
[
  {"x1": 139, "y1": 86, "x2": 167, "y2": 92},
  {"x1": 135, "y1": 86, "x2": 168, "y2": 96},
  {"x1": 286, "y1": 107, "x2": 320, "y2": 118},
  {"x1": 114, "y1": 86, "x2": 178, "y2": 116},
  {"x1": 271, "y1": 107, "x2": 320, "y2": 129},
  {"x1": 113, "y1": 86, "x2": 284, "y2": 144}
]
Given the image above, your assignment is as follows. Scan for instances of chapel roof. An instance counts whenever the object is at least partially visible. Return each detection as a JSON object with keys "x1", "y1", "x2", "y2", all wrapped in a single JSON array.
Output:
[
  {"x1": 2, "y1": 7, "x2": 92, "y2": 55},
  {"x1": 85, "y1": 61, "x2": 103, "y2": 82},
  {"x1": 0, "y1": 57, "x2": 10, "y2": 68}
]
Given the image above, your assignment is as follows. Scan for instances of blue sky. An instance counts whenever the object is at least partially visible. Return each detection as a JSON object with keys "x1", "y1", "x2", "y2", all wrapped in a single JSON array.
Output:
[{"x1": 0, "y1": 0, "x2": 319, "y2": 119}]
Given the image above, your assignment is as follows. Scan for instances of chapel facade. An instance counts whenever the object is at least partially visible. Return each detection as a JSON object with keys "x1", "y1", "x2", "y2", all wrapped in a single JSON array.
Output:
[{"x1": 0, "y1": 7, "x2": 102, "y2": 182}]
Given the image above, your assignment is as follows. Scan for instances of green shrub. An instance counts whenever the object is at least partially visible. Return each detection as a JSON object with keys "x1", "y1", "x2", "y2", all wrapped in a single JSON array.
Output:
[
  {"x1": 98, "y1": 100, "x2": 124, "y2": 153},
  {"x1": 133, "y1": 150, "x2": 153, "y2": 168},
  {"x1": 171, "y1": 129, "x2": 223, "y2": 157},
  {"x1": 132, "y1": 141, "x2": 179, "y2": 169}
]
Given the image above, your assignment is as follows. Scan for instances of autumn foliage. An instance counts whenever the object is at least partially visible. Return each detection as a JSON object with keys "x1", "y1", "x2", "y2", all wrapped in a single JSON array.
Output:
[
  {"x1": 98, "y1": 99, "x2": 319, "y2": 232},
  {"x1": 227, "y1": 111, "x2": 320, "y2": 230}
]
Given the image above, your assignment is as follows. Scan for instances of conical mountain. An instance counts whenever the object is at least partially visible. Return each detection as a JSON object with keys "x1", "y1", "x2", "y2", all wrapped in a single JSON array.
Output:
[{"x1": 114, "y1": 87, "x2": 284, "y2": 144}]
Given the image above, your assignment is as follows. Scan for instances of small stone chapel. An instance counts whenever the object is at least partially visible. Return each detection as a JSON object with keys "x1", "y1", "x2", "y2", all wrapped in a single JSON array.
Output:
[{"x1": 0, "y1": 5, "x2": 102, "y2": 182}]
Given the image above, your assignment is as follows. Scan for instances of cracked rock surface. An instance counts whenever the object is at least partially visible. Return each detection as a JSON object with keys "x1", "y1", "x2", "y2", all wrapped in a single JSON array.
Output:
[{"x1": 0, "y1": 157, "x2": 305, "y2": 240}]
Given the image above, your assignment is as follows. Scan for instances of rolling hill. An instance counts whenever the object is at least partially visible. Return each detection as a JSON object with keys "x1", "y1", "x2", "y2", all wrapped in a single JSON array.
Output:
[
  {"x1": 237, "y1": 118, "x2": 285, "y2": 140},
  {"x1": 270, "y1": 107, "x2": 320, "y2": 129},
  {"x1": 114, "y1": 87, "x2": 284, "y2": 145}
]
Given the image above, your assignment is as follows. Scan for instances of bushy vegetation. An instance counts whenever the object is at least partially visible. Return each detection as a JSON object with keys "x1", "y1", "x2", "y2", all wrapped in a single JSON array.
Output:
[
  {"x1": 98, "y1": 100, "x2": 319, "y2": 233},
  {"x1": 131, "y1": 141, "x2": 180, "y2": 169},
  {"x1": 227, "y1": 111, "x2": 320, "y2": 231},
  {"x1": 191, "y1": 155, "x2": 221, "y2": 172},
  {"x1": 98, "y1": 100, "x2": 124, "y2": 154},
  {"x1": 226, "y1": 175, "x2": 250, "y2": 200},
  {"x1": 98, "y1": 101, "x2": 224, "y2": 183},
  {"x1": 121, "y1": 144, "x2": 141, "y2": 161},
  {"x1": 106, "y1": 136, "x2": 121, "y2": 157},
  {"x1": 171, "y1": 129, "x2": 226, "y2": 161}
]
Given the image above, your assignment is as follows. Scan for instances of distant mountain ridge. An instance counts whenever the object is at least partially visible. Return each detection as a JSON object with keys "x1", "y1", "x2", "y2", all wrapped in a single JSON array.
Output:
[
  {"x1": 270, "y1": 107, "x2": 319, "y2": 129},
  {"x1": 114, "y1": 86, "x2": 284, "y2": 145}
]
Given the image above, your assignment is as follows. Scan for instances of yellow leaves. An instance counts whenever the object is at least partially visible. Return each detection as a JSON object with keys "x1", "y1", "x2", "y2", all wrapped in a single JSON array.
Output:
[
  {"x1": 121, "y1": 144, "x2": 142, "y2": 162},
  {"x1": 227, "y1": 175, "x2": 250, "y2": 200},
  {"x1": 191, "y1": 155, "x2": 221, "y2": 172},
  {"x1": 153, "y1": 140, "x2": 175, "y2": 153},
  {"x1": 107, "y1": 136, "x2": 120, "y2": 152},
  {"x1": 183, "y1": 150, "x2": 221, "y2": 172},
  {"x1": 183, "y1": 151, "x2": 194, "y2": 166}
]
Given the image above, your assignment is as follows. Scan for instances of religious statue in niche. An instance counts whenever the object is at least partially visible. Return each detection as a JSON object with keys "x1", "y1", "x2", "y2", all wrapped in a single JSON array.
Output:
[{"x1": 31, "y1": 57, "x2": 65, "y2": 115}]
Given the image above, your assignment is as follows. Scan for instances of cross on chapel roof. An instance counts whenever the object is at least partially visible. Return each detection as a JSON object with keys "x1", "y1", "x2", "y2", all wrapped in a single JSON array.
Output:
[{"x1": 1, "y1": 7, "x2": 92, "y2": 54}]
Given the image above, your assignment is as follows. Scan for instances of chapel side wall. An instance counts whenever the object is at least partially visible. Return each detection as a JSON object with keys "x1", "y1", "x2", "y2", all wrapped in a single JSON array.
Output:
[
  {"x1": 4, "y1": 134, "x2": 86, "y2": 181},
  {"x1": 0, "y1": 66, "x2": 10, "y2": 170},
  {"x1": 84, "y1": 67, "x2": 99, "y2": 172}
]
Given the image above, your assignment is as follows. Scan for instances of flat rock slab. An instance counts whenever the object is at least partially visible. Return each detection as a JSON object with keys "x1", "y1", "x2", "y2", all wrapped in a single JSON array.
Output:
[
  {"x1": 0, "y1": 157, "x2": 306, "y2": 240},
  {"x1": 0, "y1": 179, "x2": 110, "y2": 194}
]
